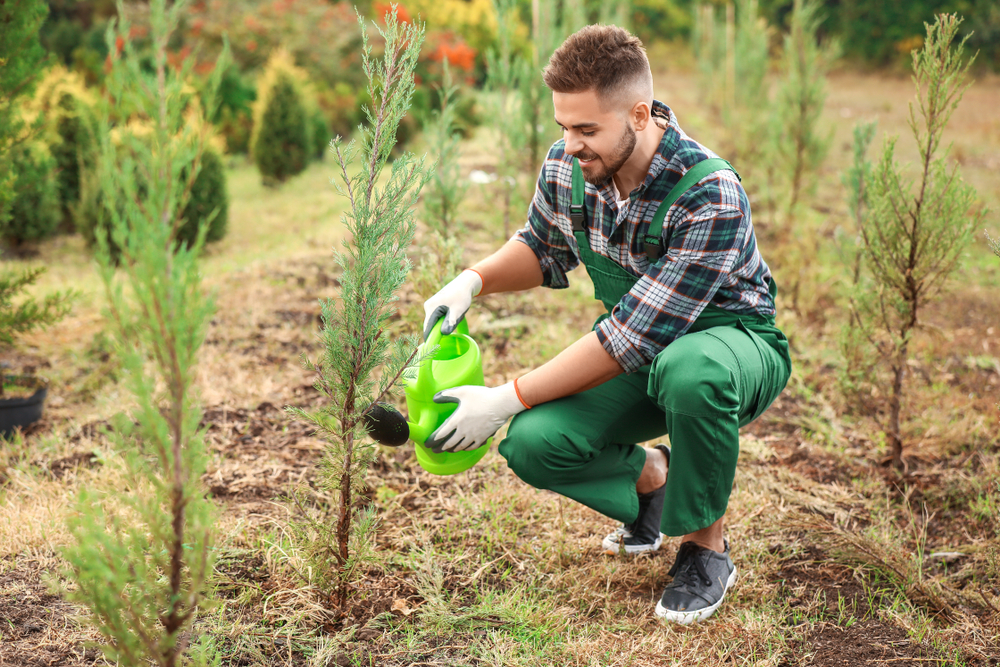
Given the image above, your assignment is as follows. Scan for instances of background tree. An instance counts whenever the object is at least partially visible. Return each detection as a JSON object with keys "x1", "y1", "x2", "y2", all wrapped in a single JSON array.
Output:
[
  {"x1": 849, "y1": 14, "x2": 984, "y2": 470},
  {"x1": 286, "y1": 9, "x2": 430, "y2": 609},
  {"x1": 250, "y1": 49, "x2": 311, "y2": 186},
  {"x1": 59, "y1": 1, "x2": 231, "y2": 664},
  {"x1": 0, "y1": 0, "x2": 49, "y2": 231}
]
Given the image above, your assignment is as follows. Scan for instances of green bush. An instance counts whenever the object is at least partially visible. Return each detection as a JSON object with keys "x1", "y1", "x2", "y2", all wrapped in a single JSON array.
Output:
[
  {"x1": 29, "y1": 67, "x2": 98, "y2": 227},
  {"x1": 4, "y1": 141, "x2": 61, "y2": 245},
  {"x1": 310, "y1": 106, "x2": 331, "y2": 161},
  {"x1": 250, "y1": 50, "x2": 311, "y2": 184},
  {"x1": 78, "y1": 142, "x2": 229, "y2": 257},
  {"x1": 177, "y1": 147, "x2": 228, "y2": 247}
]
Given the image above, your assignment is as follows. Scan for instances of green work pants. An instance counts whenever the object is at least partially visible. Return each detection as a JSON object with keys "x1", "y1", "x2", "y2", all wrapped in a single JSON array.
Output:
[{"x1": 498, "y1": 320, "x2": 791, "y2": 536}]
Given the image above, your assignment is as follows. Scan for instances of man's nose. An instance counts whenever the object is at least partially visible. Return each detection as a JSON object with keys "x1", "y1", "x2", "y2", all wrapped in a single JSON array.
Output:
[{"x1": 563, "y1": 131, "x2": 585, "y2": 156}]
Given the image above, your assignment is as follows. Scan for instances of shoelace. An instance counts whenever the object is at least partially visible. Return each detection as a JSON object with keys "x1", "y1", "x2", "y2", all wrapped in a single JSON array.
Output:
[{"x1": 668, "y1": 542, "x2": 712, "y2": 587}]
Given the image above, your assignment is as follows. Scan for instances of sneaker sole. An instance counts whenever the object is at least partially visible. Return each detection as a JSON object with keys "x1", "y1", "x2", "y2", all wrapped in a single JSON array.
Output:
[
  {"x1": 654, "y1": 566, "x2": 738, "y2": 624},
  {"x1": 601, "y1": 533, "x2": 664, "y2": 555}
]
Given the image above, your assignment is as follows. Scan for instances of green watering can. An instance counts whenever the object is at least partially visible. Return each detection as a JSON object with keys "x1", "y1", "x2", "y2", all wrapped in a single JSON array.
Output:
[{"x1": 363, "y1": 318, "x2": 491, "y2": 476}]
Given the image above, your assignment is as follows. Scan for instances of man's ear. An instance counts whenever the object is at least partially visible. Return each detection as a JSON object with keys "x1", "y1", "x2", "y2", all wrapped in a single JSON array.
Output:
[{"x1": 631, "y1": 100, "x2": 652, "y2": 132}]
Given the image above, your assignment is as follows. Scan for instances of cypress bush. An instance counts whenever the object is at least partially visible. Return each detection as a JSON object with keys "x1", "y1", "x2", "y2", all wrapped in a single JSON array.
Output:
[
  {"x1": 4, "y1": 141, "x2": 61, "y2": 245},
  {"x1": 28, "y1": 67, "x2": 98, "y2": 226},
  {"x1": 250, "y1": 50, "x2": 311, "y2": 185},
  {"x1": 177, "y1": 146, "x2": 228, "y2": 247},
  {"x1": 77, "y1": 131, "x2": 229, "y2": 257},
  {"x1": 310, "y1": 106, "x2": 331, "y2": 161}
]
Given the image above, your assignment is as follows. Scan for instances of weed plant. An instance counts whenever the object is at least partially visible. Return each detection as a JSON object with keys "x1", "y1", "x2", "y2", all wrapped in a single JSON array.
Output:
[
  {"x1": 847, "y1": 14, "x2": 984, "y2": 470},
  {"x1": 286, "y1": 9, "x2": 430, "y2": 609},
  {"x1": 58, "y1": 1, "x2": 231, "y2": 664}
]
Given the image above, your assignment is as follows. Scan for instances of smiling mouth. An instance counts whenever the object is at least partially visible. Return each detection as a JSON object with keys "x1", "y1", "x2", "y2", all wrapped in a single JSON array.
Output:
[{"x1": 577, "y1": 155, "x2": 598, "y2": 164}]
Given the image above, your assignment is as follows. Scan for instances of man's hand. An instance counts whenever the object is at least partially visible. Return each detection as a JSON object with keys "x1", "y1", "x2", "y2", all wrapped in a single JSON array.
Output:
[
  {"x1": 424, "y1": 382, "x2": 528, "y2": 453},
  {"x1": 422, "y1": 269, "x2": 483, "y2": 340}
]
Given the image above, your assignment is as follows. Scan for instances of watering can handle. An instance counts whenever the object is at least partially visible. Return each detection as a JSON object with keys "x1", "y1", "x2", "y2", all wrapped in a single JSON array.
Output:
[{"x1": 414, "y1": 318, "x2": 471, "y2": 396}]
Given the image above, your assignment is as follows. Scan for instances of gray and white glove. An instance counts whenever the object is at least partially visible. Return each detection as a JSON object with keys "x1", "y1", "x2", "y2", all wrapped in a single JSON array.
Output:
[
  {"x1": 424, "y1": 381, "x2": 528, "y2": 453},
  {"x1": 422, "y1": 269, "x2": 483, "y2": 340}
]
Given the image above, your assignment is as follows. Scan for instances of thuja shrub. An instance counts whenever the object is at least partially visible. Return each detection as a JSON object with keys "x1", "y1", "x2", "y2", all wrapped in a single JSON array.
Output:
[
  {"x1": 250, "y1": 49, "x2": 311, "y2": 184},
  {"x1": 28, "y1": 66, "x2": 98, "y2": 225},
  {"x1": 4, "y1": 141, "x2": 61, "y2": 245},
  {"x1": 77, "y1": 129, "x2": 229, "y2": 256},
  {"x1": 177, "y1": 145, "x2": 228, "y2": 247},
  {"x1": 310, "y1": 106, "x2": 331, "y2": 161}
]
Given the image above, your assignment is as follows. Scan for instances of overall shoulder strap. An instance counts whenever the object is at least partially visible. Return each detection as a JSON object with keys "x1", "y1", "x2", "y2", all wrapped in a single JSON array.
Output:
[
  {"x1": 571, "y1": 158, "x2": 586, "y2": 232},
  {"x1": 643, "y1": 158, "x2": 740, "y2": 262}
]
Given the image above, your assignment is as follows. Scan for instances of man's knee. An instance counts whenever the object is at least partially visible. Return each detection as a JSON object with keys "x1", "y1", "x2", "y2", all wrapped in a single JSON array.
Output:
[
  {"x1": 499, "y1": 409, "x2": 564, "y2": 489},
  {"x1": 648, "y1": 338, "x2": 738, "y2": 416}
]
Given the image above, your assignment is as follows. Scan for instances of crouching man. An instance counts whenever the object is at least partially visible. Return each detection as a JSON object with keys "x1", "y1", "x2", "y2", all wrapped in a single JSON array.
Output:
[{"x1": 421, "y1": 25, "x2": 791, "y2": 624}]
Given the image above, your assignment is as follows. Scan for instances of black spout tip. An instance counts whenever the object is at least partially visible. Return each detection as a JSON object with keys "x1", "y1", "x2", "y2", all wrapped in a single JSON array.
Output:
[{"x1": 363, "y1": 402, "x2": 409, "y2": 447}]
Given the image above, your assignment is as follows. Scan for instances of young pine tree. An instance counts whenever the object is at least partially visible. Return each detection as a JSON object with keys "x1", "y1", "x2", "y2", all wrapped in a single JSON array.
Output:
[
  {"x1": 849, "y1": 14, "x2": 984, "y2": 470},
  {"x1": 59, "y1": 2, "x2": 231, "y2": 665},
  {"x1": 422, "y1": 60, "x2": 468, "y2": 239},
  {"x1": 774, "y1": 0, "x2": 838, "y2": 220},
  {"x1": 484, "y1": 0, "x2": 532, "y2": 240},
  {"x1": 287, "y1": 10, "x2": 429, "y2": 609}
]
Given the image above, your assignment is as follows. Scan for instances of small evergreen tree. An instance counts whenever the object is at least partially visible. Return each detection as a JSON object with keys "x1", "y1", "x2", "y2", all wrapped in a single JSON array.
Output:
[
  {"x1": 422, "y1": 60, "x2": 467, "y2": 238},
  {"x1": 286, "y1": 9, "x2": 429, "y2": 608},
  {"x1": 0, "y1": 0, "x2": 48, "y2": 229},
  {"x1": 774, "y1": 0, "x2": 838, "y2": 219},
  {"x1": 250, "y1": 50, "x2": 311, "y2": 185},
  {"x1": 0, "y1": 266, "x2": 74, "y2": 397},
  {"x1": 484, "y1": 0, "x2": 531, "y2": 240},
  {"x1": 849, "y1": 14, "x2": 984, "y2": 470},
  {"x1": 4, "y1": 140, "x2": 61, "y2": 245},
  {"x1": 59, "y1": 1, "x2": 230, "y2": 664},
  {"x1": 27, "y1": 66, "x2": 98, "y2": 226},
  {"x1": 77, "y1": 129, "x2": 229, "y2": 257},
  {"x1": 310, "y1": 106, "x2": 331, "y2": 161},
  {"x1": 177, "y1": 145, "x2": 228, "y2": 247}
]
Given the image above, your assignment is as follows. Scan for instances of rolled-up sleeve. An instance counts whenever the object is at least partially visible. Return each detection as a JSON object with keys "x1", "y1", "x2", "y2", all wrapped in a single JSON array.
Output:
[
  {"x1": 596, "y1": 174, "x2": 748, "y2": 373},
  {"x1": 513, "y1": 153, "x2": 579, "y2": 289}
]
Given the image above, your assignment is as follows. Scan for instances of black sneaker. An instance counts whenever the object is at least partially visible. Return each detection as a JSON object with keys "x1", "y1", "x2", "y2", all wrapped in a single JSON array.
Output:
[
  {"x1": 601, "y1": 444, "x2": 670, "y2": 555},
  {"x1": 655, "y1": 539, "x2": 736, "y2": 624}
]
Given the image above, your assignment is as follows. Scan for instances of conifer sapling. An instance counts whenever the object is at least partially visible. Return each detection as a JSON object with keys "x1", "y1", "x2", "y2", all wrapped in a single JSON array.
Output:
[
  {"x1": 850, "y1": 14, "x2": 984, "y2": 470},
  {"x1": 59, "y1": 1, "x2": 230, "y2": 664},
  {"x1": 286, "y1": 8, "x2": 429, "y2": 608}
]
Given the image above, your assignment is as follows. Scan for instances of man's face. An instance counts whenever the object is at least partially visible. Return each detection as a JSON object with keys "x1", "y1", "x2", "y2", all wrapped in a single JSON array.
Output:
[{"x1": 553, "y1": 89, "x2": 637, "y2": 187}]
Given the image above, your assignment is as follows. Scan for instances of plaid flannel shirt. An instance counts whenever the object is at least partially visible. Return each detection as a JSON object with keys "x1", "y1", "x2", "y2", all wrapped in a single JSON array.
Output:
[{"x1": 513, "y1": 101, "x2": 775, "y2": 373}]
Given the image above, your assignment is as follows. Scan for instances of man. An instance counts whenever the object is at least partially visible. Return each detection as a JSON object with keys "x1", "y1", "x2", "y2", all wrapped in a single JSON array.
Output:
[{"x1": 421, "y1": 25, "x2": 791, "y2": 624}]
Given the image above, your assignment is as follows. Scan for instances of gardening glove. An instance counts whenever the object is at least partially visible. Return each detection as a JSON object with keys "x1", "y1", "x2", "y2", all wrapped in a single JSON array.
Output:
[
  {"x1": 424, "y1": 381, "x2": 528, "y2": 453},
  {"x1": 422, "y1": 269, "x2": 483, "y2": 341}
]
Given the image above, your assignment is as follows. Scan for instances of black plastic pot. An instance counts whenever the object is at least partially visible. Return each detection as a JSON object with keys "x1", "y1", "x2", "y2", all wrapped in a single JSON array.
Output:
[{"x1": 0, "y1": 375, "x2": 48, "y2": 438}]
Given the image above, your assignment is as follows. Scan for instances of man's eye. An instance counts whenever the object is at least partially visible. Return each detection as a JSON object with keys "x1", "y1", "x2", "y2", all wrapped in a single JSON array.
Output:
[{"x1": 582, "y1": 131, "x2": 595, "y2": 137}]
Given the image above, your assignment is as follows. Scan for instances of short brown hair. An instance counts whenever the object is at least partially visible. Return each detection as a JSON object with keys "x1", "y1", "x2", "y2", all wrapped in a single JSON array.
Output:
[{"x1": 542, "y1": 25, "x2": 653, "y2": 109}]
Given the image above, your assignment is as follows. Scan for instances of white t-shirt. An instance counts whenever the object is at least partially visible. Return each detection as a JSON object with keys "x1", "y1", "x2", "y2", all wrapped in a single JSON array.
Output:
[{"x1": 611, "y1": 177, "x2": 630, "y2": 217}]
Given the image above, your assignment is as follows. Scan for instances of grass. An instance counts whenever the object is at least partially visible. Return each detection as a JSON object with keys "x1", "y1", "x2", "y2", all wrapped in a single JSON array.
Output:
[{"x1": 0, "y1": 65, "x2": 998, "y2": 665}]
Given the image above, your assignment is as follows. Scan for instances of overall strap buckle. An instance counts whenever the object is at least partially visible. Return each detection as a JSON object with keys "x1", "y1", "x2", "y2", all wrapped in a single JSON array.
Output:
[
  {"x1": 570, "y1": 204, "x2": 585, "y2": 232},
  {"x1": 643, "y1": 235, "x2": 661, "y2": 263}
]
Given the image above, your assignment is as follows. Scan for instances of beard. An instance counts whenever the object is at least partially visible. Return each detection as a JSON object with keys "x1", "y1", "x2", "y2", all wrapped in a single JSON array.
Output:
[{"x1": 577, "y1": 122, "x2": 637, "y2": 188}]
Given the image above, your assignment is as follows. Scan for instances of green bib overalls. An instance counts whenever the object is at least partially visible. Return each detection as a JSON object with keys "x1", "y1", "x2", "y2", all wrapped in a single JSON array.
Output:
[{"x1": 498, "y1": 158, "x2": 792, "y2": 536}]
